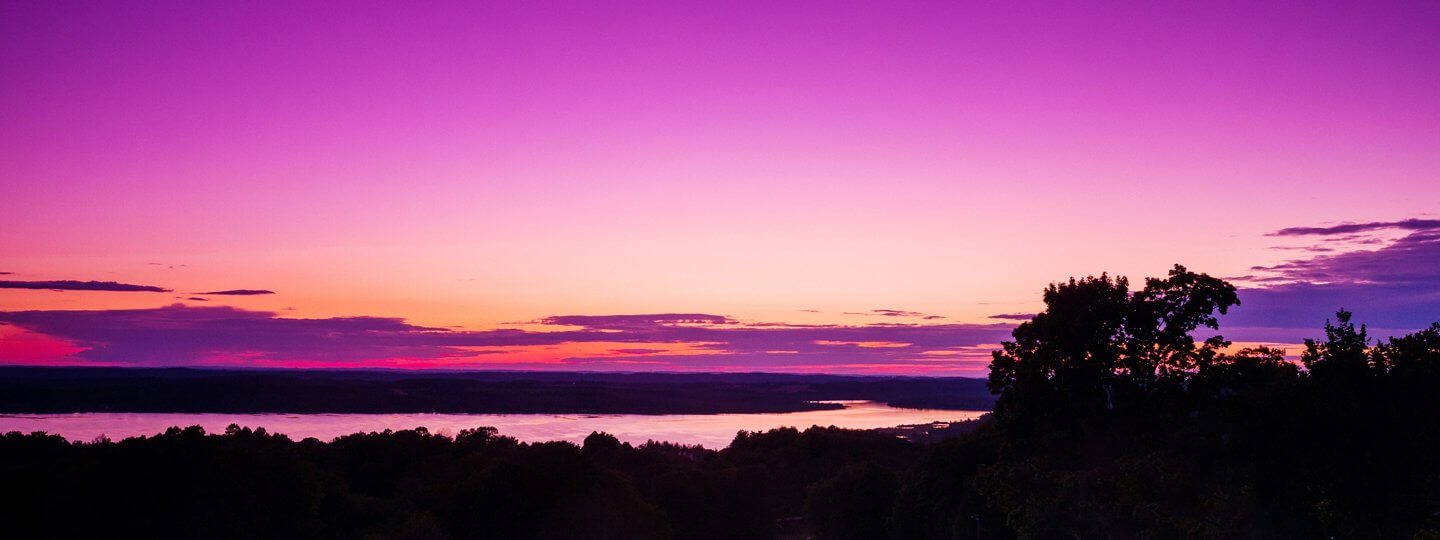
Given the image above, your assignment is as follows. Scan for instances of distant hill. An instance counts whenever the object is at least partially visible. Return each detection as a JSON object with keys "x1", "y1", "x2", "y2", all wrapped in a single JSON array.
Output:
[{"x1": 0, "y1": 367, "x2": 995, "y2": 414}]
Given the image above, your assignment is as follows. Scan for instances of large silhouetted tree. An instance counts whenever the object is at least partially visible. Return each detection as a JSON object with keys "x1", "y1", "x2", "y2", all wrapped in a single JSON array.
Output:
[{"x1": 987, "y1": 264, "x2": 1238, "y2": 435}]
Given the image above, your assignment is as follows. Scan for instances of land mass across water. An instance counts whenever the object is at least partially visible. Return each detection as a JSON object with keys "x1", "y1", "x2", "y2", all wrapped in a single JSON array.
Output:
[{"x1": 0, "y1": 367, "x2": 995, "y2": 414}]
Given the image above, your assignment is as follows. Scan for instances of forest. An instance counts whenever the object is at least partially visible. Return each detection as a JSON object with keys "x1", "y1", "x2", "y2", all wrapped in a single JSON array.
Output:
[{"x1": 4, "y1": 265, "x2": 1438, "y2": 538}]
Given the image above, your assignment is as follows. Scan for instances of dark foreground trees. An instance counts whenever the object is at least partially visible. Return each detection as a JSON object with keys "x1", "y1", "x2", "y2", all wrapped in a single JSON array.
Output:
[
  {"x1": 4, "y1": 265, "x2": 1438, "y2": 538},
  {"x1": 0, "y1": 424, "x2": 936, "y2": 539},
  {"x1": 974, "y1": 265, "x2": 1440, "y2": 538}
]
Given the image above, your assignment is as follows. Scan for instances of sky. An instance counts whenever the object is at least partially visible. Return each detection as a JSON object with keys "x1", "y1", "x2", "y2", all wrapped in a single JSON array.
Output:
[{"x1": 2, "y1": 1, "x2": 1438, "y2": 375}]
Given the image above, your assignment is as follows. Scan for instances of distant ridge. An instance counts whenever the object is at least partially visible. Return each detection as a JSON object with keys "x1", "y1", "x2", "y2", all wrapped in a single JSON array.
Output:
[{"x1": 0, "y1": 367, "x2": 995, "y2": 415}]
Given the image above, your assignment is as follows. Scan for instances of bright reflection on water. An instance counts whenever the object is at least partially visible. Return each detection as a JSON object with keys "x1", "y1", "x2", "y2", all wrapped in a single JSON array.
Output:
[{"x1": 0, "y1": 401, "x2": 984, "y2": 449}]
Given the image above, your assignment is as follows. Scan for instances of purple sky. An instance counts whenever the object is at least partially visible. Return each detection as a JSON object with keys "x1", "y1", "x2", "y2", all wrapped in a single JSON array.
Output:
[{"x1": 1, "y1": 2, "x2": 1437, "y2": 374}]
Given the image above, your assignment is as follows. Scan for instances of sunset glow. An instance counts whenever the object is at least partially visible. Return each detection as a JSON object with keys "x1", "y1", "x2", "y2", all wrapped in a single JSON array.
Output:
[{"x1": 3, "y1": 1, "x2": 1438, "y2": 374}]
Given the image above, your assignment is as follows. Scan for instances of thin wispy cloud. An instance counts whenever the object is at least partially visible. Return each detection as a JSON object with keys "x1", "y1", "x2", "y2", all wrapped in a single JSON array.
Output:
[
  {"x1": 196, "y1": 289, "x2": 276, "y2": 296},
  {"x1": 609, "y1": 348, "x2": 669, "y2": 355},
  {"x1": 1268, "y1": 218, "x2": 1440, "y2": 237},
  {"x1": 537, "y1": 314, "x2": 737, "y2": 328},
  {"x1": 841, "y1": 309, "x2": 946, "y2": 320},
  {"x1": 0, "y1": 280, "x2": 170, "y2": 293},
  {"x1": 987, "y1": 313, "x2": 1037, "y2": 321}
]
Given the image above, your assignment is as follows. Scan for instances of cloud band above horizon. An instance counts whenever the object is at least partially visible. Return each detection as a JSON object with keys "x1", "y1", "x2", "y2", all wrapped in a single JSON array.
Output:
[{"x1": 0, "y1": 305, "x2": 1014, "y2": 374}]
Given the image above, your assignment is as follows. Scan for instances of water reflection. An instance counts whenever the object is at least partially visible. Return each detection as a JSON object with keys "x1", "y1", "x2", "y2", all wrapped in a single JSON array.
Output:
[{"x1": 0, "y1": 401, "x2": 984, "y2": 448}]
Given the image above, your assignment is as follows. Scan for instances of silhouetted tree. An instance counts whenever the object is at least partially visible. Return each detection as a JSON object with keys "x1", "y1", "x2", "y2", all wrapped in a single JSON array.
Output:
[
  {"x1": 987, "y1": 264, "x2": 1238, "y2": 437},
  {"x1": 1302, "y1": 309, "x2": 1374, "y2": 383},
  {"x1": 977, "y1": 266, "x2": 1440, "y2": 537}
]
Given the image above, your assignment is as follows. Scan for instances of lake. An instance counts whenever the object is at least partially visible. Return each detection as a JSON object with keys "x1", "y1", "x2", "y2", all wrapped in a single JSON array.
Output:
[{"x1": 0, "y1": 400, "x2": 985, "y2": 448}]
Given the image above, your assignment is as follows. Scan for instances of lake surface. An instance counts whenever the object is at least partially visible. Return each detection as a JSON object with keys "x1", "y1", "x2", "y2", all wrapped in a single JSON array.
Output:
[{"x1": 0, "y1": 401, "x2": 985, "y2": 449}]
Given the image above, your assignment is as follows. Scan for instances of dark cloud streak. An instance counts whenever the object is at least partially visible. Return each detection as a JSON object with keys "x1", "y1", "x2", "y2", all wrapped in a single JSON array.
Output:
[
  {"x1": 0, "y1": 280, "x2": 170, "y2": 293},
  {"x1": 1269, "y1": 218, "x2": 1440, "y2": 237},
  {"x1": 988, "y1": 313, "x2": 1037, "y2": 321}
]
